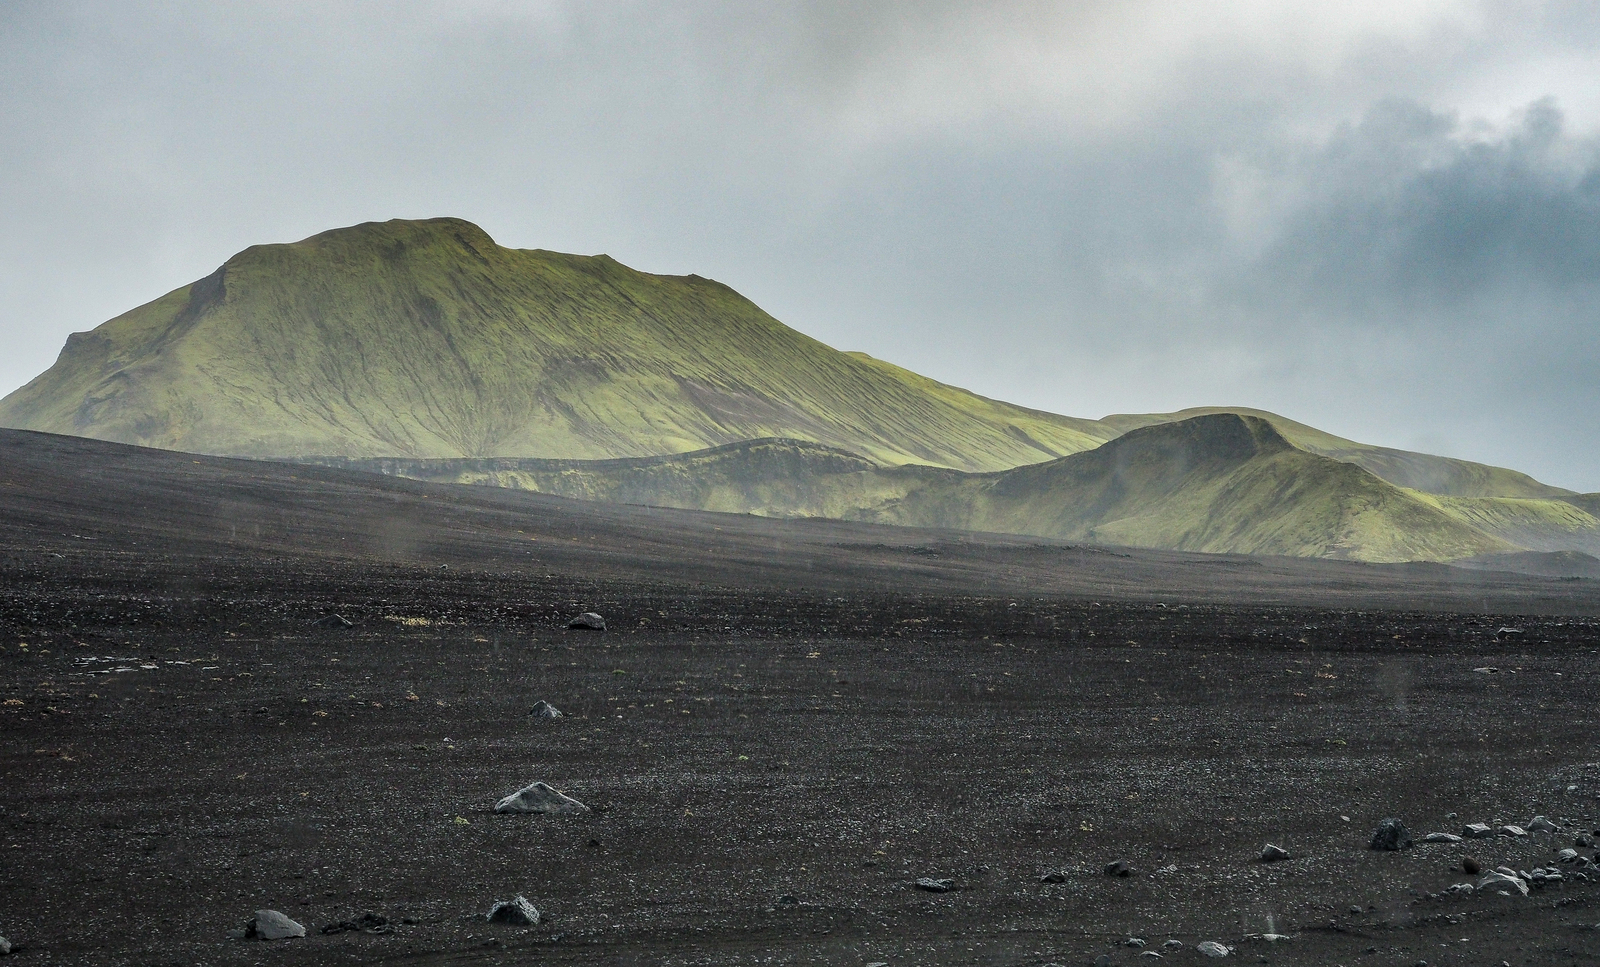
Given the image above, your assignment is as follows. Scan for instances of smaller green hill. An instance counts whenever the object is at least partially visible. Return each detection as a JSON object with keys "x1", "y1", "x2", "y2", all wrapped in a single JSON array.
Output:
[
  {"x1": 1100, "y1": 406, "x2": 1572, "y2": 499},
  {"x1": 312, "y1": 414, "x2": 1584, "y2": 563}
]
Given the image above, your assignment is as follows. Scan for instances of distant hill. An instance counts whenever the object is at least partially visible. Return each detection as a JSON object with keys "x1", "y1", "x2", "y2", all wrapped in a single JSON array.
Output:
[
  {"x1": 0, "y1": 218, "x2": 1112, "y2": 470},
  {"x1": 307, "y1": 414, "x2": 1600, "y2": 564},
  {"x1": 1099, "y1": 406, "x2": 1573, "y2": 500}
]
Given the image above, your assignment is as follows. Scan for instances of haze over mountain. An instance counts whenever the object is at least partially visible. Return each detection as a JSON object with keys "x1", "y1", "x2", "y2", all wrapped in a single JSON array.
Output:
[{"x1": 4, "y1": 216, "x2": 1595, "y2": 566}]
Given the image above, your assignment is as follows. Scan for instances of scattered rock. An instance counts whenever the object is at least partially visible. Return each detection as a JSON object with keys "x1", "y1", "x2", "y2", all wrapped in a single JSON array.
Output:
[
  {"x1": 1497, "y1": 825, "x2": 1529, "y2": 838},
  {"x1": 320, "y1": 912, "x2": 391, "y2": 935},
  {"x1": 1196, "y1": 940, "x2": 1232, "y2": 957},
  {"x1": 1471, "y1": 666, "x2": 1499, "y2": 674},
  {"x1": 1422, "y1": 832, "x2": 1462, "y2": 844},
  {"x1": 1163, "y1": 939, "x2": 1184, "y2": 949},
  {"x1": 1477, "y1": 871, "x2": 1528, "y2": 896},
  {"x1": 1446, "y1": 883, "x2": 1475, "y2": 897},
  {"x1": 529, "y1": 700, "x2": 563, "y2": 719},
  {"x1": 1139, "y1": 953, "x2": 1162, "y2": 960},
  {"x1": 312, "y1": 614, "x2": 353, "y2": 629},
  {"x1": 1370, "y1": 818, "x2": 1413, "y2": 851},
  {"x1": 1576, "y1": 833, "x2": 1595, "y2": 848},
  {"x1": 244, "y1": 910, "x2": 306, "y2": 940},
  {"x1": 0, "y1": 936, "x2": 10, "y2": 956},
  {"x1": 1038, "y1": 870, "x2": 1068, "y2": 883},
  {"x1": 1124, "y1": 936, "x2": 1147, "y2": 947},
  {"x1": 1529, "y1": 815, "x2": 1559, "y2": 835},
  {"x1": 494, "y1": 781, "x2": 589, "y2": 815},
  {"x1": 1462, "y1": 856, "x2": 1481, "y2": 875},
  {"x1": 566, "y1": 612, "x2": 606, "y2": 631},
  {"x1": 1557, "y1": 848, "x2": 1580, "y2": 864},
  {"x1": 486, "y1": 895, "x2": 540, "y2": 925},
  {"x1": 1463, "y1": 823, "x2": 1495, "y2": 838},
  {"x1": 1105, "y1": 860, "x2": 1134, "y2": 877},
  {"x1": 1260, "y1": 843, "x2": 1290, "y2": 862},
  {"x1": 913, "y1": 877, "x2": 953, "y2": 892}
]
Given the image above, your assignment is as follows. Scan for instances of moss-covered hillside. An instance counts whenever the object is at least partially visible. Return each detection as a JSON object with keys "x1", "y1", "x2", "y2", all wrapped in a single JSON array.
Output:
[
  {"x1": 309, "y1": 414, "x2": 1600, "y2": 563},
  {"x1": 0, "y1": 218, "x2": 1112, "y2": 469}
]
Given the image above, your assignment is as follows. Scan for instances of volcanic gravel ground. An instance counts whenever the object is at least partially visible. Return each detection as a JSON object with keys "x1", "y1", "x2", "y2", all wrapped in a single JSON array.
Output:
[{"x1": 1, "y1": 429, "x2": 1599, "y2": 965}]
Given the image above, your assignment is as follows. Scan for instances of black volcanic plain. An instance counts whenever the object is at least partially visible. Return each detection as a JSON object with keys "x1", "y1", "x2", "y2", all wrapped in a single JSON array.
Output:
[{"x1": 2, "y1": 428, "x2": 1598, "y2": 966}]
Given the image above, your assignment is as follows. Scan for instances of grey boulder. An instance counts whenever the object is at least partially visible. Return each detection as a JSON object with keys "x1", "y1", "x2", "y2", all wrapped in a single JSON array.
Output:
[
  {"x1": 245, "y1": 910, "x2": 305, "y2": 940},
  {"x1": 530, "y1": 700, "x2": 563, "y2": 719},
  {"x1": 1369, "y1": 818, "x2": 1412, "y2": 851},
  {"x1": 0, "y1": 935, "x2": 10, "y2": 956},
  {"x1": 495, "y1": 781, "x2": 589, "y2": 815},
  {"x1": 1259, "y1": 843, "x2": 1290, "y2": 862},
  {"x1": 1497, "y1": 825, "x2": 1529, "y2": 838},
  {"x1": 566, "y1": 612, "x2": 606, "y2": 631},
  {"x1": 1196, "y1": 940, "x2": 1232, "y2": 957},
  {"x1": 486, "y1": 895, "x2": 540, "y2": 925},
  {"x1": 913, "y1": 877, "x2": 954, "y2": 892},
  {"x1": 1463, "y1": 823, "x2": 1495, "y2": 838}
]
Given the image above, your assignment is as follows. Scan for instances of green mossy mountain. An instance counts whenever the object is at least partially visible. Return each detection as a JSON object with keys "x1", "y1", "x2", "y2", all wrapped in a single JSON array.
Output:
[
  {"x1": 0, "y1": 218, "x2": 1112, "y2": 470},
  {"x1": 6, "y1": 216, "x2": 1593, "y2": 564}
]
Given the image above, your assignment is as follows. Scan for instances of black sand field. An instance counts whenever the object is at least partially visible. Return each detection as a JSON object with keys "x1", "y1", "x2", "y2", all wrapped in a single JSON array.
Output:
[{"x1": 2, "y1": 429, "x2": 1598, "y2": 966}]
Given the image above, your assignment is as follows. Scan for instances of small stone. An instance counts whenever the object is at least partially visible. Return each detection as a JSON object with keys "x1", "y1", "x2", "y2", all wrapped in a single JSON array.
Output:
[
  {"x1": 1038, "y1": 870, "x2": 1067, "y2": 883},
  {"x1": 1497, "y1": 825, "x2": 1528, "y2": 838},
  {"x1": 1558, "y1": 848, "x2": 1580, "y2": 863},
  {"x1": 566, "y1": 612, "x2": 606, "y2": 631},
  {"x1": 1370, "y1": 818, "x2": 1413, "y2": 851},
  {"x1": 312, "y1": 614, "x2": 353, "y2": 629},
  {"x1": 1528, "y1": 815, "x2": 1559, "y2": 835},
  {"x1": 529, "y1": 700, "x2": 563, "y2": 718},
  {"x1": 1105, "y1": 860, "x2": 1134, "y2": 877},
  {"x1": 1140, "y1": 953, "x2": 1163, "y2": 959},
  {"x1": 0, "y1": 936, "x2": 10, "y2": 956},
  {"x1": 1258, "y1": 934, "x2": 1290, "y2": 943},
  {"x1": 913, "y1": 877, "x2": 953, "y2": 892},
  {"x1": 494, "y1": 781, "x2": 589, "y2": 814},
  {"x1": 1125, "y1": 936, "x2": 1147, "y2": 947},
  {"x1": 486, "y1": 895, "x2": 540, "y2": 925},
  {"x1": 1163, "y1": 939, "x2": 1185, "y2": 949},
  {"x1": 1477, "y1": 871, "x2": 1528, "y2": 896},
  {"x1": 1462, "y1": 856, "x2": 1481, "y2": 875},
  {"x1": 1463, "y1": 823, "x2": 1495, "y2": 838},
  {"x1": 246, "y1": 910, "x2": 306, "y2": 940},
  {"x1": 1446, "y1": 883, "x2": 1475, "y2": 896},
  {"x1": 1196, "y1": 940, "x2": 1232, "y2": 957},
  {"x1": 1422, "y1": 832, "x2": 1462, "y2": 844},
  {"x1": 1259, "y1": 843, "x2": 1290, "y2": 862}
]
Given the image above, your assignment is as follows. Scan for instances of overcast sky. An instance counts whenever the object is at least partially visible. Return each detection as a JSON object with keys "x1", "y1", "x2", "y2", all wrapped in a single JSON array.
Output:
[{"x1": 4, "y1": 1, "x2": 1599, "y2": 488}]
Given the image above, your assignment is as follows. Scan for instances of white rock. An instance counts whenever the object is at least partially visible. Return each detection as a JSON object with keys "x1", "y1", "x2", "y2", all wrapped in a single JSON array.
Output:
[
  {"x1": 494, "y1": 781, "x2": 589, "y2": 814},
  {"x1": 1528, "y1": 815, "x2": 1559, "y2": 834},
  {"x1": 1463, "y1": 823, "x2": 1495, "y2": 838},
  {"x1": 486, "y1": 895, "x2": 540, "y2": 925},
  {"x1": 247, "y1": 910, "x2": 305, "y2": 940},
  {"x1": 1196, "y1": 941, "x2": 1232, "y2": 957},
  {"x1": 1423, "y1": 832, "x2": 1463, "y2": 843},
  {"x1": 1477, "y1": 871, "x2": 1528, "y2": 896},
  {"x1": 1497, "y1": 825, "x2": 1529, "y2": 838}
]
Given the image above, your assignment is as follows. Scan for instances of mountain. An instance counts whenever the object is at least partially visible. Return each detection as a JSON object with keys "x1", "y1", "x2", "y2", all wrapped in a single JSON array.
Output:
[
  {"x1": 0, "y1": 218, "x2": 1113, "y2": 471},
  {"x1": 307, "y1": 414, "x2": 1600, "y2": 563}
]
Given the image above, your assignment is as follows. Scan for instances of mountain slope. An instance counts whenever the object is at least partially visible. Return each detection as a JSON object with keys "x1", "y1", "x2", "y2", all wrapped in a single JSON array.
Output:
[
  {"x1": 0, "y1": 218, "x2": 1114, "y2": 470},
  {"x1": 317, "y1": 414, "x2": 1547, "y2": 563}
]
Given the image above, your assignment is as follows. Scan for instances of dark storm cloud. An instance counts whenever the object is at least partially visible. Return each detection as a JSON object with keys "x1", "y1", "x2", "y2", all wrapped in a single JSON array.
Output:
[{"x1": 3, "y1": 1, "x2": 1600, "y2": 486}]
